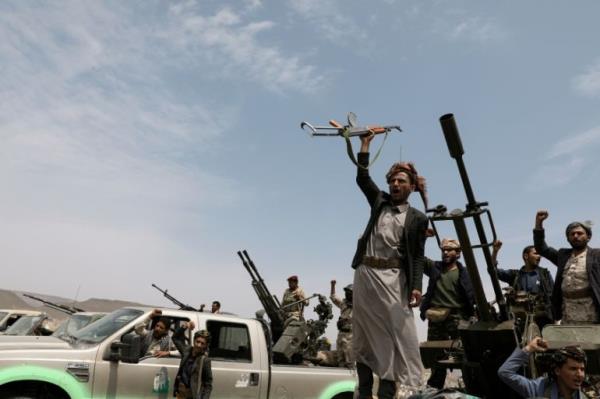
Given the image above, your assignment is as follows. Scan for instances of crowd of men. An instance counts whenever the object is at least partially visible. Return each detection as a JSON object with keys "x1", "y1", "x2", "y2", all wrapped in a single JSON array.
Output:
[
  {"x1": 126, "y1": 135, "x2": 599, "y2": 398},
  {"x1": 339, "y1": 133, "x2": 599, "y2": 398}
]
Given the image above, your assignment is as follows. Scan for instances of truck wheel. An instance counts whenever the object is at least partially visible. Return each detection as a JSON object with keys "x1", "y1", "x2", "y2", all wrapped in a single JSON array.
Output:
[{"x1": 331, "y1": 393, "x2": 354, "y2": 399}]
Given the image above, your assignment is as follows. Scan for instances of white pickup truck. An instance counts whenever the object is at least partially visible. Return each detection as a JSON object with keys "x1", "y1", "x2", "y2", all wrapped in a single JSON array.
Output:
[{"x1": 0, "y1": 307, "x2": 356, "y2": 399}]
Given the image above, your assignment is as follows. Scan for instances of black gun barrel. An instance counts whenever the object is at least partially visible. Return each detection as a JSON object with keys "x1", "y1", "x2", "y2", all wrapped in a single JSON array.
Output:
[
  {"x1": 23, "y1": 293, "x2": 84, "y2": 315},
  {"x1": 438, "y1": 114, "x2": 508, "y2": 322},
  {"x1": 151, "y1": 284, "x2": 197, "y2": 311},
  {"x1": 440, "y1": 114, "x2": 475, "y2": 207},
  {"x1": 238, "y1": 250, "x2": 285, "y2": 342}
]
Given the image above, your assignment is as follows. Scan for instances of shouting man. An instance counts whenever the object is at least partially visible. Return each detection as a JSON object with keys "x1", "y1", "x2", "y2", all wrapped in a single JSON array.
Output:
[
  {"x1": 351, "y1": 133, "x2": 428, "y2": 398},
  {"x1": 534, "y1": 210, "x2": 600, "y2": 324}
]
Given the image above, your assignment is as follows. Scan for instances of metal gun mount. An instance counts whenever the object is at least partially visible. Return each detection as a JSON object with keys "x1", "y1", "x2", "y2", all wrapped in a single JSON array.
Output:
[
  {"x1": 427, "y1": 114, "x2": 506, "y2": 323},
  {"x1": 421, "y1": 114, "x2": 519, "y2": 399},
  {"x1": 238, "y1": 250, "x2": 285, "y2": 343}
]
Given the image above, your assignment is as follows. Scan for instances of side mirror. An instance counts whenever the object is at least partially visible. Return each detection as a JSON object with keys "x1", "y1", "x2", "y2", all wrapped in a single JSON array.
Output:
[{"x1": 109, "y1": 333, "x2": 141, "y2": 364}]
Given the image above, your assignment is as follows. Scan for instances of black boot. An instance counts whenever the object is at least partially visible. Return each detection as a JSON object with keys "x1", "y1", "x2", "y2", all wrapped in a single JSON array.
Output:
[
  {"x1": 356, "y1": 362, "x2": 374, "y2": 399},
  {"x1": 377, "y1": 379, "x2": 396, "y2": 399}
]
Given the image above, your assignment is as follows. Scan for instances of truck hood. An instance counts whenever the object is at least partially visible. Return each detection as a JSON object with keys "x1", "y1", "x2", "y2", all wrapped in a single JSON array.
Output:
[{"x1": 0, "y1": 336, "x2": 70, "y2": 350}]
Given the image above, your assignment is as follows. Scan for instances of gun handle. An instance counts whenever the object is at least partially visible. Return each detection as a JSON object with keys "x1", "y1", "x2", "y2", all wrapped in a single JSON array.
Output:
[
  {"x1": 329, "y1": 120, "x2": 343, "y2": 128},
  {"x1": 368, "y1": 126, "x2": 386, "y2": 134}
]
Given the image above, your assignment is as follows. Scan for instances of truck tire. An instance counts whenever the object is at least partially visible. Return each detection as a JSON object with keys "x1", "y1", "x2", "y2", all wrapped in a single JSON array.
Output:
[
  {"x1": 331, "y1": 393, "x2": 354, "y2": 399},
  {"x1": 0, "y1": 381, "x2": 70, "y2": 399}
]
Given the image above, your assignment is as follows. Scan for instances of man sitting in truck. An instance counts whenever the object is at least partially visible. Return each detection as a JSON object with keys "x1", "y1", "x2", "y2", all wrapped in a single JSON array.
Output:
[
  {"x1": 498, "y1": 337, "x2": 589, "y2": 398},
  {"x1": 134, "y1": 308, "x2": 174, "y2": 358},
  {"x1": 173, "y1": 320, "x2": 213, "y2": 399}
]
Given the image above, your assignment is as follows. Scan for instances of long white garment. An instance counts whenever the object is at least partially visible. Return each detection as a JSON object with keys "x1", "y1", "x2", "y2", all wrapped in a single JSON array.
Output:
[{"x1": 352, "y1": 203, "x2": 423, "y2": 385}]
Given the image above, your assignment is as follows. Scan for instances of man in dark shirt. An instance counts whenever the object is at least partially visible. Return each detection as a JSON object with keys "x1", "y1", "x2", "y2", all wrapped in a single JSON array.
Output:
[
  {"x1": 420, "y1": 238, "x2": 475, "y2": 389},
  {"x1": 173, "y1": 321, "x2": 213, "y2": 399},
  {"x1": 492, "y1": 240, "x2": 554, "y2": 330},
  {"x1": 498, "y1": 337, "x2": 588, "y2": 398}
]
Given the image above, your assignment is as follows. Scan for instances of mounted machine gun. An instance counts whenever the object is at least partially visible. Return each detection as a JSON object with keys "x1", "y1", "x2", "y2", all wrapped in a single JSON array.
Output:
[
  {"x1": 420, "y1": 114, "x2": 519, "y2": 398},
  {"x1": 151, "y1": 284, "x2": 198, "y2": 312},
  {"x1": 238, "y1": 250, "x2": 286, "y2": 342},
  {"x1": 23, "y1": 293, "x2": 85, "y2": 316}
]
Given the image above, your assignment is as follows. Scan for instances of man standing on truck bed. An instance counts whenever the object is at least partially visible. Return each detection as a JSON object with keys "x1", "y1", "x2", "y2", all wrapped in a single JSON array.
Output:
[
  {"x1": 420, "y1": 238, "x2": 475, "y2": 389},
  {"x1": 281, "y1": 275, "x2": 308, "y2": 327},
  {"x1": 491, "y1": 239, "x2": 554, "y2": 329},
  {"x1": 534, "y1": 210, "x2": 600, "y2": 324},
  {"x1": 351, "y1": 133, "x2": 428, "y2": 399},
  {"x1": 173, "y1": 320, "x2": 213, "y2": 399},
  {"x1": 313, "y1": 279, "x2": 354, "y2": 367}
]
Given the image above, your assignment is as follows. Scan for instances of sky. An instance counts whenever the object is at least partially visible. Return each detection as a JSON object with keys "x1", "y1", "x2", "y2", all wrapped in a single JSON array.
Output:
[{"x1": 2, "y1": 0, "x2": 600, "y2": 342}]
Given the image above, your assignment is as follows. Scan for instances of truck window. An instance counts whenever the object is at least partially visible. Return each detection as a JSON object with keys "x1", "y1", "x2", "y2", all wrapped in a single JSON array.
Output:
[
  {"x1": 73, "y1": 308, "x2": 144, "y2": 344},
  {"x1": 206, "y1": 321, "x2": 252, "y2": 362}
]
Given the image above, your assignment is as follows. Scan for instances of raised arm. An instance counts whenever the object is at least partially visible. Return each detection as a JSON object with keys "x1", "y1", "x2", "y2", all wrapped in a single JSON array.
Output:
[
  {"x1": 491, "y1": 240, "x2": 515, "y2": 284},
  {"x1": 356, "y1": 133, "x2": 380, "y2": 206},
  {"x1": 134, "y1": 309, "x2": 161, "y2": 337},
  {"x1": 498, "y1": 337, "x2": 548, "y2": 398},
  {"x1": 329, "y1": 280, "x2": 343, "y2": 308},
  {"x1": 533, "y1": 210, "x2": 559, "y2": 266},
  {"x1": 172, "y1": 320, "x2": 194, "y2": 355}
]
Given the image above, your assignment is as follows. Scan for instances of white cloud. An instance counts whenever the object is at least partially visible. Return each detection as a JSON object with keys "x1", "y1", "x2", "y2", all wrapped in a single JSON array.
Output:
[
  {"x1": 286, "y1": 0, "x2": 369, "y2": 48},
  {"x1": 530, "y1": 126, "x2": 600, "y2": 188},
  {"x1": 0, "y1": 2, "x2": 247, "y2": 299},
  {"x1": 164, "y1": 4, "x2": 325, "y2": 94},
  {"x1": 529, "y1": 156, "x2": 585, "y2": 190},
  {"x1": 432, "y1": 13, "x2": 507, "y2": 44},
  {"x1": 546, "y1": 126, "x2": 600, "y2": 159},
  {"x1": 572, "y1": 57, "x2": 600, "y2": 97}
]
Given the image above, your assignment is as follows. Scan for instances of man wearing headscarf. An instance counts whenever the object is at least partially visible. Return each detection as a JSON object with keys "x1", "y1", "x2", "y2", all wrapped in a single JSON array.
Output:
[
  {"x1": 420, "y1": 238, "x2": 475, "y2": 389},
  {"x1": 534, "y1": 210, "x2": 600, "y2": 324},
  {"x1": 350, "y1": 133, "x2": 428, "y2": 399}
]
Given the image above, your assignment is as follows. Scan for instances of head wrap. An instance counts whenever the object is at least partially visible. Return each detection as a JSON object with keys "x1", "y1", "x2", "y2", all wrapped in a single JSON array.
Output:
[
  {"x1": 441, "y1": 238, "x2": 461, "y2": 250},
  {"x1": 287, "y1": 275, "x2": 298, "y2": 282},
  {"x1": 565, "y1": 221, "x2": 592, "y2": 238},
  {"x1": 194, "y1": 329, "x2": 211, "y2": 342},
  {"x1": 385, "y1": 161, "x2": 429, "y2": 209}
]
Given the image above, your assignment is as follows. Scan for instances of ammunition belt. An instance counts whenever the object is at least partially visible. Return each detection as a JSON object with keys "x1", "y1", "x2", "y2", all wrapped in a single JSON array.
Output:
[
  {"x1": 563, "y1": 287, "x2": 593, "y2": 300},
  {"x1": 362, "y1": 256, "x2": 403, "y2": 270}
]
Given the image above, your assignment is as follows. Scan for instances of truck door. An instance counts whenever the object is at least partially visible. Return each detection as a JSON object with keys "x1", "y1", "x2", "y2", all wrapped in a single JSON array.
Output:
[
  {"x1": 93, "y1": 315, "x2": 193, "y2": 398},
  {"x1": 206, "y1": 319, "x2": 265, "y2": 399}
]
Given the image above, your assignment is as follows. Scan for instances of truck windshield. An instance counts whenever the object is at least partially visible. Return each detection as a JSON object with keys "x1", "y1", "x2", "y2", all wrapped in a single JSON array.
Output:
[
  {"x1": 53, "y1": 314, "x2": 97, "y2": 338},
  {"x1": 72, "y1": 308, "x2": 144, "y2": 344},
  {"x1": 5, "y1": 315, "x2": 43, "y2": 335}
]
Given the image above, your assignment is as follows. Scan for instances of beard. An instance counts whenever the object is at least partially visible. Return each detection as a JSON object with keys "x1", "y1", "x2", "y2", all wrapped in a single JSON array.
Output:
[{"x1": 570, "y1": 240, "x2": 588, "y2": 250}]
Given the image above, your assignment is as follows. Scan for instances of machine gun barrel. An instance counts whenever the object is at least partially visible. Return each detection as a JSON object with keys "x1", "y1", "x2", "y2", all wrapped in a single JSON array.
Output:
[
  {"x1": 280, "y1": 293, "x2": 319, "y2": 310},
  {"x1": 237, "y1": 250, "x2": 285, "y2": 342},
  {"x1": 439, "y1": 114, "x2": 508, "y2": 322},
  {"x1": 151, "y1": 284, "x2": 198, "y2": 311},
  {"x1": 23, "y1": 293, "x2": 84, "y2": 315}
]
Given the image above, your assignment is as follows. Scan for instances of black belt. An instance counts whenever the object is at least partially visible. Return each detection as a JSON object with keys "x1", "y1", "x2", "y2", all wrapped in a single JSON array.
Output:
[{"x1": 362, "y1": 256, "x2": 403, "y2": 269}]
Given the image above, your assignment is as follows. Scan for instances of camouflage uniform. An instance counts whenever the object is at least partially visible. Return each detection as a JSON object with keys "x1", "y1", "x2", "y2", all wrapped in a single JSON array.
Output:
[
  {"x1": 281, "y1": 287, "x2": 307, "y2": 327},
  {"x1": 331, "y1": 293, "x2": 354, "y2": 367}
]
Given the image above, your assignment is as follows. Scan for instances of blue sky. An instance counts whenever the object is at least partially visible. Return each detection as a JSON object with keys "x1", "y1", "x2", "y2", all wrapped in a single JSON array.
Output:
[{"x1": 2, "y1": 0, "x2": 600, "y2": 341}]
